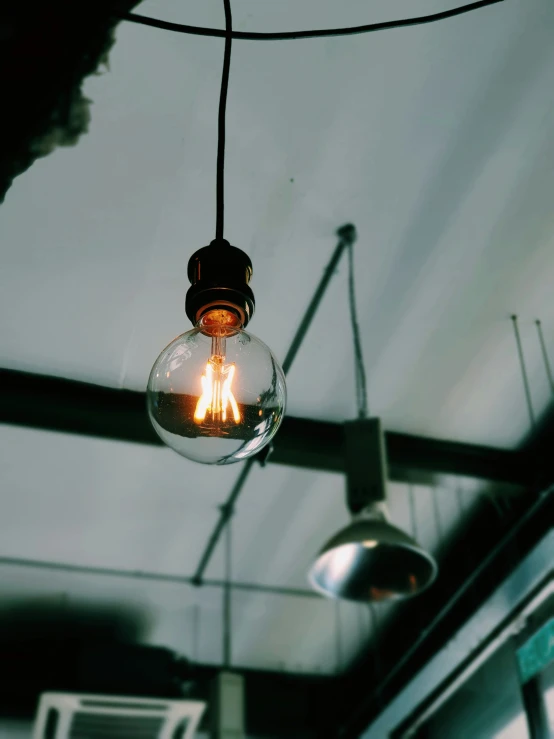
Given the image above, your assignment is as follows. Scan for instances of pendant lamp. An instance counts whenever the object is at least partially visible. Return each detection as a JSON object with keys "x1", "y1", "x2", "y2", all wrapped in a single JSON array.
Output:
[
  {"x1": 309, "y1": 418, "x2": 437, "y2": 602},
  {"x1": 146, "y1": 0, "x2": 287, "y2": 465}
]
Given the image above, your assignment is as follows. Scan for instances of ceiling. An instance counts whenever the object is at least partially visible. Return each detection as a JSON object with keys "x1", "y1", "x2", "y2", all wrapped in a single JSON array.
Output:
[
  {"x1": 0, "y1": 422, "x2": 487, "y2": 673},
  {"x1": 1, "y1": 0, "x2": 553, "y2": 684}
]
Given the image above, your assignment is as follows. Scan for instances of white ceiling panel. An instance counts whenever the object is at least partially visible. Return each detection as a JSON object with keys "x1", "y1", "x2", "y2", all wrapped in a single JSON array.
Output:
[
  {"x1": 0, "y1": 425, "x2": 232, "y2": 575},
  {"x1": 230, "y1": 589, "x2": 337, "y2": 674},
  {"x1": 0, "y1": 558, "x2": 357, "y2": 674},
  {"x1": 204, "y1": 464, "x2": 346, "y2": 589},
  {"x1": 0, "y1": 562, "x2": 224, "y2": 665}
]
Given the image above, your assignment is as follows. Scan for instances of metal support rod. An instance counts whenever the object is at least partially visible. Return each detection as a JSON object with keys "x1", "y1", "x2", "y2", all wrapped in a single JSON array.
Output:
[
  {"x1": 282, "y1": 224, "x2": 355, "y2": 375},
  {"x1": 192, "y1": 225, "x2": 355, "y2": 584},
  {"x1": 511, "y1": 315, "x2": 536, "y2": 429},
  {"x1": 535, "y1": 319, "x2": 554, "y2": 395},
  {"x1": 192, "y1": 458, "x2": 255, "y2": 585}
]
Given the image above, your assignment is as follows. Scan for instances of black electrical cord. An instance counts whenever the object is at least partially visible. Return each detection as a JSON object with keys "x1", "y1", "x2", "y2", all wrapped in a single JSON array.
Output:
[
  {"x1": 120, "y1": 0, "x2": 504, "y2": 42},
  {"x1": 347, "y1": 239, "x2": 369, "y2": 419},
  {"x1": 216, "y1": 0, "x2": 233, "y2": 241}
]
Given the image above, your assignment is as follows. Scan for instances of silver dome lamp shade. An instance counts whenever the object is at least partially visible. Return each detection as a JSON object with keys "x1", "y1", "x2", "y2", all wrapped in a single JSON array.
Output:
[{"x1": 308, "y1": 418, "x2": 438, "y2": 603}]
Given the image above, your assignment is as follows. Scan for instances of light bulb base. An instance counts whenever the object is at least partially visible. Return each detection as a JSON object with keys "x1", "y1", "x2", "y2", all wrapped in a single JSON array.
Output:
[{"x1": 185, "y1": 240, "x2": 255, "y2": 328}]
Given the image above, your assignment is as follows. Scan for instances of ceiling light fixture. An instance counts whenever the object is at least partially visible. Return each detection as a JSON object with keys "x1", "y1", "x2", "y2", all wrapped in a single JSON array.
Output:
[
  {"x1": 308, "y1": 236, "x2": 437, "y2": 602},
  {"x1": 309, "y1": 419, "x2": 437, "y2": 602},
  {"x1": 147, "y1": 0, "x2": 286, "y2": 465}
]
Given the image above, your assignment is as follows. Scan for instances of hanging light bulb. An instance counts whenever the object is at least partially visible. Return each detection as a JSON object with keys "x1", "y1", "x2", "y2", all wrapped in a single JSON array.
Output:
[
  {"x1": 147, "y1": 1, "x2": 286, "y2": 464},
  {"x1": 147, "y1": 240, "x2": 286, "y2": 465}
]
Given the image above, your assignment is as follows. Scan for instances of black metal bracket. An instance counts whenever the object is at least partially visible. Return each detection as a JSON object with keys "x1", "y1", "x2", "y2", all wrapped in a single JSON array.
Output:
[{"x1": 344, "y1": 418, "x2": 388, "y2": 514}]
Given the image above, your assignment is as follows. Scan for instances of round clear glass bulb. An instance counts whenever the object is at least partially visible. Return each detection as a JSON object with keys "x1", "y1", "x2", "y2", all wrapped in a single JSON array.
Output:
[{"x1": 147, "y1": 311, "x2": 286, "y2": 465}]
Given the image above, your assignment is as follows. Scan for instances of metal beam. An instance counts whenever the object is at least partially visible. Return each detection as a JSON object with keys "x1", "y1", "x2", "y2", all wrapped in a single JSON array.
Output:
[{"x1": 0, "y1": 368, "x2": 533, "y2": 485}]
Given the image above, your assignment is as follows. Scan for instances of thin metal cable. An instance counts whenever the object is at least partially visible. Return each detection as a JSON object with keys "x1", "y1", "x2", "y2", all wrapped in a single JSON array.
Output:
[
  {"x1": 335, "y1": 599, "x2": 343, "y2": 674},
  {"x1": 223, "y1": 519, "x2": 232, "y2": 667},
  {"x1": 511, "y1": 315, "x2": 536, "y2": 429},
  {"x1": 356, "y1": 599, "x2": 365, "y2": 651},
  {"x1": 409, "y1": 485, "x2": 426, "y2": 635},
  {"x1": 366, "y1": 603, "x2": 373, "y2": 648},
  {"x1": 432, "y1": 486, "x2": 443, "y2": 545},
  {"x1": 456, "y1": 481, "x2": 466, "y2": 518},
  {"x1": 409, "y1": 485, "x2": 418, "y2": 541},
  {"x1": 535, "y1": 319, "x2": 554, "y2": 395},
  {"x1": 216, "y1": 0, "x2": 233, "y2": 241},
  {"x1": 347, "y1": 241, "x2": 368, "y2": 419},
  {"x1": 369, "y1": 605, "x2": 383, "y2": 708},
  {"x1": 122, "y1": 1, "x2": 505, "y2": 42},
  {"x1": 192, "y1": 603, "x2": 200, "y2": 663}
]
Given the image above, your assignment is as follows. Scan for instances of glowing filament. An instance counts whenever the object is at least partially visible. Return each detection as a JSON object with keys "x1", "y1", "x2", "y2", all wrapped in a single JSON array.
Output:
[{"x1": 194, "y1": 356, "x2": 240, "y2": 424}]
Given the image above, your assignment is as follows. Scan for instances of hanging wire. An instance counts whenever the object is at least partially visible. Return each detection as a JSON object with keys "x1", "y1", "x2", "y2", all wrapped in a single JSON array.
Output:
[
  {"x1": 408, "y1": 485, "x2": 427, "y2": 635},
  {"x1": 121, "y1": 0, "x2": 504, "y2": 42},
  {"x1": 223, "y1": 518, "x2": 233, "y2": 667},
  {"x1": 432, "y1": 486, "x2": 443, "y2": 545},
  {"x1": 368, "y1": 604, "x2": 383, "y2": 709},
  {"x1": 456, "y1": 480, "x2": 466, "y2": 518},
  {"x1": 356, "y1": 597, "x2": 366, "y2": 652},
  {"x1": 408, "y1": 484, "x2": 418, "y2": 542},
  {"x1": 511, "y1": 315, "x2": 536, "y2": 429},
  {"x1": 347, "y1": 240, "x2": 368, "y2": 419},
  {"x1": 192, "y1": 603, "x2": 200, "y2": 663},
  {"x1": 216, "y1": 0, "x2": 233, "y2": 241},
  {"x1": 335, "y1": 599, "x2": 343, "y2": 674},
  {"x1": 535, "y1": 319, "x2": 554, "y2": 395}
]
